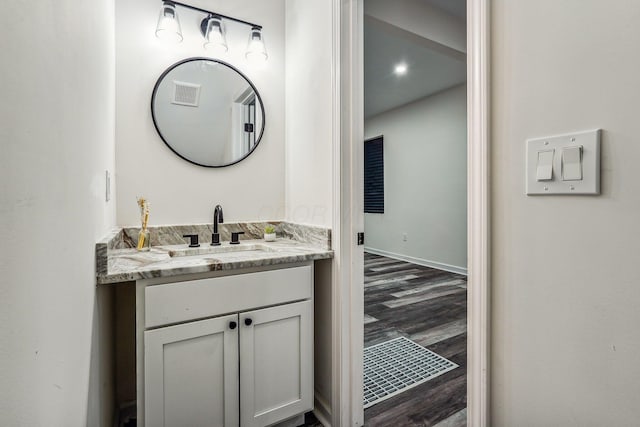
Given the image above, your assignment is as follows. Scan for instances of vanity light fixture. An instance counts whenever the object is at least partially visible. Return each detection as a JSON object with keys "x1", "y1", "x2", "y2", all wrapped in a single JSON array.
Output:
[
  {"x1": 246, "y1": 27, "x2": 268, "y2": 63},
  {"x1": 154, "y1": 0, "x2": 267, "y2": 62},
  {"x1": 203, "y1": 15, "x2": 228, "y2": 54},
  {"x1": 155, "y1": 1, "x2": 183, "y2": 43}
]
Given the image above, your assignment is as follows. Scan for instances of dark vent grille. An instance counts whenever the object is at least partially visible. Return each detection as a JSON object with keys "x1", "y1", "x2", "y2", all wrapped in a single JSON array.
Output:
[{"x1": 364, "y1": 136, "x2": 384, "y2": 214}]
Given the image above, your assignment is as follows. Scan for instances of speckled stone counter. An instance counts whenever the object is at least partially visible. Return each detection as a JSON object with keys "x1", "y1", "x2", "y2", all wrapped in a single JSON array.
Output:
[{"x1": 96, "y1": 222, "x2": 332, "y2": 284}]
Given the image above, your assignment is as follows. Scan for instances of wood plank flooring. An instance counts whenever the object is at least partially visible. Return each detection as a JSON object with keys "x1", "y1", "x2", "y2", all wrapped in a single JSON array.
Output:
[
  {"x1": 303, "y1": 253, "x2": 467, "y2": 427},
  {"x1": 363, "y1": 253, "x2": 467, "y2": 427}
]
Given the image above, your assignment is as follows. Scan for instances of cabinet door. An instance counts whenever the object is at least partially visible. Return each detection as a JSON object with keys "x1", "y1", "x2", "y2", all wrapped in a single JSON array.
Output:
[
  {"x1": 145, "y1": 314, "x2": 239, "y2": 427},
  {"x1": 240, "y1": 300, "x2": 313, "y2": 427}
]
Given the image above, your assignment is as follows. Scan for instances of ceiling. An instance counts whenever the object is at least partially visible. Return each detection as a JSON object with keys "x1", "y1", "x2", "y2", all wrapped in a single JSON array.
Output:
[
  {"x1": 422, "y1": 0, "x2": 466, "y2": 22},
  {"x1": 364, "y1": 0, "x2": 466, "y2": 119}
]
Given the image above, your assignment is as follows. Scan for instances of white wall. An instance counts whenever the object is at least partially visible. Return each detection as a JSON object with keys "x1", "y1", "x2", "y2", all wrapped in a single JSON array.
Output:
[
  {"x1": 0, "y1": 0, "x2": 116, "y2": 425},
  {"x1": 284, "y1": 0, "x2": 335, "y2": 418},
  {"x1": 116, "y1": 0, "x2": 285, "y2": 226},
  {"x1": 284, "y1": 0, "x2": 334, "y2": 227},
  {"x1": 491, "y1": 1, "x2": 640, "y2": 425},
  {"x1": 364, "y1": 85, "x2": 467, "y2": 271}
]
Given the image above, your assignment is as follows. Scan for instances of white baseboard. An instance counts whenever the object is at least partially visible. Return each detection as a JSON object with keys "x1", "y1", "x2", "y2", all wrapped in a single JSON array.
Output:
[
  {"x1": 364, "y1": 247, "x2": 468, "y2": 275},
  {"x1": 314, "y1": 393, "x2": 332, "y2": 427}
]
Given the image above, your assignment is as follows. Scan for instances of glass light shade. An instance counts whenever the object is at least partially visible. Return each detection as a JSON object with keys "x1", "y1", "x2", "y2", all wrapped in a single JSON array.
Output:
[
  {"x1": 245, "y1": 27, "x2": 268, "y2": 63},
  {"x1": 155, "y1": 2, "x2": 183, "y2": 43},
  {"x1": 204, "y1": 16, "x2": 228, "y2": 54}
]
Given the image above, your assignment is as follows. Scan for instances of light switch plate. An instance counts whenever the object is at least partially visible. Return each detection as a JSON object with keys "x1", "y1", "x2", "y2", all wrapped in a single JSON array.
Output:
[{"x1": 526, "y1": 129, "x2": 601, "y2": 195}]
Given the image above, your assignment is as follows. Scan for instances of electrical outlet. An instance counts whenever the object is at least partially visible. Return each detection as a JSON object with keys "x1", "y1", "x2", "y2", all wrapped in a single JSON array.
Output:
[{"x1": 402, "y1": 233, "x2": 407, "y2": 242}]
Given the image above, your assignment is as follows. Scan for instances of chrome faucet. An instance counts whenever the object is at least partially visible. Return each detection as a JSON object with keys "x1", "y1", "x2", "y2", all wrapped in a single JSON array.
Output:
[{"x1": 212, "y1": 204, "x2": 224, "y2": 246}]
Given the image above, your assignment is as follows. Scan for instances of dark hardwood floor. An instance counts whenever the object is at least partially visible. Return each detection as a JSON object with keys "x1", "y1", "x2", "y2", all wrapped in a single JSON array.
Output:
[
  {"x1": 363, "y1": 253, "x2": 467, "y2": 427},
  {"x1": 301, "y1": 411, "x2": 324, "y2": 426}
]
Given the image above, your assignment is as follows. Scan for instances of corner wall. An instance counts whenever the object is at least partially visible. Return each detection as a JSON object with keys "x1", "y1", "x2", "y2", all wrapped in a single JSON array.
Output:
[
  {"x1": 285, "y1": 0, "x2": 335, "y2": 419},
  {"x1": 364, "y1": 85, "x2": 467, "y2": 271},
  {"x1": 491, "y1": 1, "x2": 640, "y2": 424},
  {"x1": 0, "y1": 0, "x2": 116, "y2": 425},
  {"x1": 284, "y1": 0, "x2": 334, "y2": 227},
  {"x1": 115, "y1": 0, "x2": 285, "y2": 226}
]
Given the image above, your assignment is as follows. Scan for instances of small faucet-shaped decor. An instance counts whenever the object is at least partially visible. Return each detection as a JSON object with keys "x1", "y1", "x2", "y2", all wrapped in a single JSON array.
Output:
[
  {"x1": 230, "y1": 231, "x2": 245, "y2": 245},
  {"x1": 211, "y1": 204, "x2": 224, "y2": 246}
]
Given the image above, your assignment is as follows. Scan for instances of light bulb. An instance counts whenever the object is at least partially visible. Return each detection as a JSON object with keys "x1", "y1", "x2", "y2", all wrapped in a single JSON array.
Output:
[
  {"x1": 245, "y1": 27, "x2": 268, "y2": 63},
  {"x1": 394, "y1": 63, "x2": 408, "y2": 75},
  {"x1": 155, "y1": 1, "x2": 183, "y2": 43},
  {"x1": 204, "y1": 16, "x2": 228, "y2": 54}
]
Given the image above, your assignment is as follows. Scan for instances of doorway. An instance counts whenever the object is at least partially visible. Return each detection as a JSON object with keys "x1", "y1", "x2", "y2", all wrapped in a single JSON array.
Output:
[
  {"x1": 333, "y1": 0, "x2": 490, "y2": 425},
  {"x1": 362, "y1": 1, "x2": 468, "y2": 424}
]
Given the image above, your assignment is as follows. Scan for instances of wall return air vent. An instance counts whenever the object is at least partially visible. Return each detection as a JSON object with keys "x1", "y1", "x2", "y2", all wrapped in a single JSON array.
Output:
[{"x1": 172, "y1": 81, "x2": 201, "y2": 107}]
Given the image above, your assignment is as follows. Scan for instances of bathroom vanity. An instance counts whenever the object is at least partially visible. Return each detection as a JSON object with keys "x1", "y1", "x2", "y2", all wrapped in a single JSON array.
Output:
[
  {"x1": 93, "y1": 40, "x2": 334, "y2": 426},
  {"x1": 96, "y1": 222, "x2": 332, "y2": 427}
]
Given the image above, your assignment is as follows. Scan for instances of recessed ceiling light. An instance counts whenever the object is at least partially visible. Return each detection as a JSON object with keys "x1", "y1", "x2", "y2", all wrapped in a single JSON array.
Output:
[{"x1": 394, "y1": 63, "x2": 408, "y2": 75}]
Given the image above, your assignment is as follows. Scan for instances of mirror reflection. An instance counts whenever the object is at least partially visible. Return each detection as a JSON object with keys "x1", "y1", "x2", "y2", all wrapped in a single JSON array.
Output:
[{"x1": 151, "y1": 58, "x2": 265, "y2": 167}]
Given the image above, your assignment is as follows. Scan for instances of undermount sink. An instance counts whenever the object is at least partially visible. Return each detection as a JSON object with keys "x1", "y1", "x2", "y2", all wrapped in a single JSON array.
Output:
[{"x1": 168, "y1": 243, "x2": 276, "y2": 258}]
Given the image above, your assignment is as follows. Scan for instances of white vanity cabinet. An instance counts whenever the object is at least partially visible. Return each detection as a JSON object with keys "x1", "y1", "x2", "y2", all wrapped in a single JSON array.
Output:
[
  {"x1": 240, "y1": 300, "x2": 312, "y2": 427},
  {"x1": 136, "y1": 263, "x2": 314, "y2": 427},
  {"x1": 144, "y1": 313, "x2": 240, "y2": 427}
]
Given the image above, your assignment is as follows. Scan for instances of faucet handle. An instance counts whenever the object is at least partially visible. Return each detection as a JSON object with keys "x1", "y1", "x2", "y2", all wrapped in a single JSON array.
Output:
[
  {"x1": 230, "y1": 231, "x2": 245, "y2": 245},
  {"x1": 183, "y1": 234, "x2": 200, "y2": 248}
]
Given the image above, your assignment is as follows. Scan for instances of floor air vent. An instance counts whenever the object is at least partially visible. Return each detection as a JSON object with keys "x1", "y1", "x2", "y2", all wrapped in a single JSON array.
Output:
[{"x1": 363, "y1": 336, "x2": 458, "y2": 408}]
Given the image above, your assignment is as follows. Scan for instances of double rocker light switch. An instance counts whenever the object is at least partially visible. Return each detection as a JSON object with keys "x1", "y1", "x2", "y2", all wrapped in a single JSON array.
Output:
[{"x1": 526, "y1": 129, "x2": 600, "y2": 195}]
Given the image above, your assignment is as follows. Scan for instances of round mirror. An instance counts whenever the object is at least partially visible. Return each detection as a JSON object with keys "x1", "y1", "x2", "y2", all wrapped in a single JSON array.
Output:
[{"x1": 151, "y1": 58, "x2": 265, "y2": 167}]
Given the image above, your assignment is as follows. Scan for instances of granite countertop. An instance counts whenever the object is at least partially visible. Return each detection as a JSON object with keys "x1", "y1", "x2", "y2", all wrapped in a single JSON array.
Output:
[{"x1": 96, "y1": 222, "x2": 333, "y2": 284}]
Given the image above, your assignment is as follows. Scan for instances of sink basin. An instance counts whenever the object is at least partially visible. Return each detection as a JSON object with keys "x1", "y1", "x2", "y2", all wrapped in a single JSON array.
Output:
[{"x1": 168, "y1": 243, "x2": 276, "y2": 258}]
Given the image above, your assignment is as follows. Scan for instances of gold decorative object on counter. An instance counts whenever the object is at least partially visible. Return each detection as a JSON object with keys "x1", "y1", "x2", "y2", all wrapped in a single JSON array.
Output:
[{"x1": 136, "y1": 197, "x2": 151, "y2": 251}]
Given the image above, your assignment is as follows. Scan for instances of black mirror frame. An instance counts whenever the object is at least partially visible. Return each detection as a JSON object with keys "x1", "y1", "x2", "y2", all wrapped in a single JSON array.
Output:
[{"x1": 151, "y1": 57, "x2": 266, "y2": 168}]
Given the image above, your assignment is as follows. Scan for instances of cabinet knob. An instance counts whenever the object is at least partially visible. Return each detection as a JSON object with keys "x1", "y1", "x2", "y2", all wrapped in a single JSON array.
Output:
[
  {"x1": 229, "y1": 321, "x2": 237, "y2": 330},
  {"x1": 244, "y1": 318, "x2": 253, "y2": 326}
]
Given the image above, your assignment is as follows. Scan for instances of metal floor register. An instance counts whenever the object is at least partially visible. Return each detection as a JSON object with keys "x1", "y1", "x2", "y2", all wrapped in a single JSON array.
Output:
[{"x1": 363, "y1": 336, "x2": 458, "y2": 408}]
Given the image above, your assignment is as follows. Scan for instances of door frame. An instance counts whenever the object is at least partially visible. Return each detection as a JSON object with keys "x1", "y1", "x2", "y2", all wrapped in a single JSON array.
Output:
[{"x1": 331, "y1": 0, "x2": 490, "y2": 426}]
